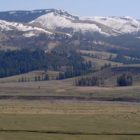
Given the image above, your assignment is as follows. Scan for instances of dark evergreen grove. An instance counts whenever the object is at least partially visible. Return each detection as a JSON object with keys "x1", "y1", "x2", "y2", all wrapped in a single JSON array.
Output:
[
  {"x1": 0, "y1": 49, "x2": 48, "y2": 78},
  {"x1": 117, "y1": 74, "x2": 133, "y2": 86},
  {"x1": 0, "y1": 49, "x2": 92, "y2": 78},
  {"x1": 75, "y1": 76, "x2": 104, "y2": 87}
]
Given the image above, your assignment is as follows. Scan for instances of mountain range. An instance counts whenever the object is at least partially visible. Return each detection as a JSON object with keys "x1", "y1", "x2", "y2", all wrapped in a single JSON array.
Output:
[{"x1": 0, "y1": 9, "x2": 140, "y2": 59}]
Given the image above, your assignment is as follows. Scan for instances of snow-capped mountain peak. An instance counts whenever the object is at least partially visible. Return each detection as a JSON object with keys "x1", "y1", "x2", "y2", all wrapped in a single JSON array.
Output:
[
  {"x1": 1, "y1": 9, "x2": 140, "y2": 36},
  {"x1": 0, "y1": 9, "x2": 140, "y2": 52},
  {"x1": 31, "y1": 11, "x2": 114, "y2": 36},
  {"x1": 81, "y1": 16, "x2": 140, "y2": 33},
  {"x1": 30, "y1": 10, "x2": 140, "y2": 36}
]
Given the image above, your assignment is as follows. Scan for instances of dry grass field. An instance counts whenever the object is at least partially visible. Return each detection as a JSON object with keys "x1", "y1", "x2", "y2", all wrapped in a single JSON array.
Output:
[
  {"x1": 0, "y1": 78, "x2": 140, "y2": 102},
  {"x1": 0, "y1": 100, "x2": 139, "y2": 140},
  {"x1": 0, "y1": 73, "x2": 140, "y2": 139}
]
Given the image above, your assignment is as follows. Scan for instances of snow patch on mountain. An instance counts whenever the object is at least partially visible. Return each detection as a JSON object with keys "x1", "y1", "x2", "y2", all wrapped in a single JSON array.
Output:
[
  {"x1": 31, "y1": 12, "x2": 109, "y2": 36},
  {"x1": 23, "y1": 32, "x2": 36, "y2": 37},
  {"x1": 31, "y1": 9, "x2": 140, "y2": 35},
  {"x1": 0, "y1": 20, "x2": 53, "y2": 37},
  {"x1": 0, "y1": 20, "x2": 13, "y2": 31},
  {"x1": 8, "y1": 11, "x2": 17, "y2": 15},
  {"x1": 81, "y1": 16, "x2": 140, "y2": 33}
]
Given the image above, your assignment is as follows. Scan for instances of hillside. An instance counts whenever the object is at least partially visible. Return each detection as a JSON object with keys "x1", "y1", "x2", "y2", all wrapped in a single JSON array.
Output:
[
  {"x1": 0, "y1": 9, "x2": 140, "y2": 54},
  {"x1": 0, "y1": 9, "x2": 140, "y2": 79},
  {"x1": 1, "y1": 65, "x2": 140, "y2": 103},
  {"x1": 1, "y1": 65, "x2": 140, "y2": 86}
]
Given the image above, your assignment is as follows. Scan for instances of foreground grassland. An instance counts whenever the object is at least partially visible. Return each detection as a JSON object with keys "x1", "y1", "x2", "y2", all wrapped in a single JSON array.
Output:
[
  {"x1": 0, "y1": 79, "x2": 140, "y2": 102},
  {"x1": 0, "y1": 101, "x2": 140, "y2": 140},
  {"x1": 0, "y1": 133, "x2": 140, "y2": 140},
  {"x1": 0, "y1": 77, "x2": 140, "y2": 139}
]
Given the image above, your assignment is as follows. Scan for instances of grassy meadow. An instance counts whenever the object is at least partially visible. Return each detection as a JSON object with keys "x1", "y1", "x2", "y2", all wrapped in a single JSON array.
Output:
[
  {"x1": 0, "y1": 100, "x2": 140, "y2": 140},
  {"x1": 0, "y1": 71, "x2": 140, "y2": 139}
]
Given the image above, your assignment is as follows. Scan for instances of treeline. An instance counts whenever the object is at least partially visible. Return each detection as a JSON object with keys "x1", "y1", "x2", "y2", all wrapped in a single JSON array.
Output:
[
  {"x1": 110, "y1": 54, "x2": 140, "y2": 64},
  {"x1": 57, "y1": 62, "x2": 92, "y2": 80},
  {"x1": 75, "y1": 74, "x2": 133, "y2": 87},
  {"x1": 18, "y1": 73, "x2": 49, "y2": 82},
  {"x1": 117, "y1": 74, "x2": 133, "y2": 86},
  {"x1": 0, "y1": 49, "x2": 48, "y2": 78},
  {"x1": 75, "y1": 76, "x2": 104, "y2": 86},
  {"x1": 0, "y1": 49, "x2": 92, "y2": 78}
]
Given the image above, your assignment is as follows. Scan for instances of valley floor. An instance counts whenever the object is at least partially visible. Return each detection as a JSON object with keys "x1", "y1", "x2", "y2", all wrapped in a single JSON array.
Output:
[
  {"x1": 0, "y1": 100, "x2": 140, "y2": 140},
  {"x1": 0, "y1": 79, "x2": 140, "y2": 139}
]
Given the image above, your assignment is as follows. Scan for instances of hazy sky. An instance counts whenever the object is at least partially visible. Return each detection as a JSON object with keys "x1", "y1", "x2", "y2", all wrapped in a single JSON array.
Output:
[{"x1": 0, "y1": 0, "x2": 140, "y2": 18}]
